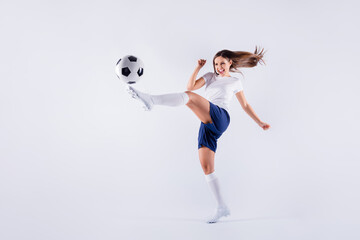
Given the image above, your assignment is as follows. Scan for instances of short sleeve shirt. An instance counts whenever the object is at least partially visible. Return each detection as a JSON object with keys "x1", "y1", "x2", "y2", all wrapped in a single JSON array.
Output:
[{"x1": 201, "y1": 72, "x2": 243, "y2": 112}]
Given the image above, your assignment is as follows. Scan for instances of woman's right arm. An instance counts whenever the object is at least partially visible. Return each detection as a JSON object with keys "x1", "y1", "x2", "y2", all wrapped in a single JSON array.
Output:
[{"x1": 186, "y1": 59, "x2": 206, "y2": 91}]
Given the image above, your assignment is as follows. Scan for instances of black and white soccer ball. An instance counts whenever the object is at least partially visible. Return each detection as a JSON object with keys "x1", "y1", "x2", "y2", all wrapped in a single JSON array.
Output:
[{"x1": 115, "y1": 55, "x2": 144, "y2": 84}]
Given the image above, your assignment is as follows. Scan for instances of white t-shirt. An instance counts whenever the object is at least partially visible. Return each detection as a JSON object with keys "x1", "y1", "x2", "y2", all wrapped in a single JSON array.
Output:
[{"x1": 201, "y1": 72, "x2": 243, "y2": 112}]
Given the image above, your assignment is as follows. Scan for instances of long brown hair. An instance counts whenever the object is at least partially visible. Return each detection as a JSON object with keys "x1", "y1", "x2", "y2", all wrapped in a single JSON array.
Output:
[{"x1": 213, "y1": 46, "x2": 266, "y2": 75}]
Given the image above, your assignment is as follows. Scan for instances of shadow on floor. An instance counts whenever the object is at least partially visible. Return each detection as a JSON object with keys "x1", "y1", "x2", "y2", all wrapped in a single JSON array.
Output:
[{"x1": 138, "y1": 215, "x2": 294, "y2": 224}]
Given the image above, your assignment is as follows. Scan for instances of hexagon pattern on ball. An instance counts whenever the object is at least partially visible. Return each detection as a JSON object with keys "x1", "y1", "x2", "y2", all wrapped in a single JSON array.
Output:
[{"x1": 115, "y1": 55, "x2": 144, "y2": 84}]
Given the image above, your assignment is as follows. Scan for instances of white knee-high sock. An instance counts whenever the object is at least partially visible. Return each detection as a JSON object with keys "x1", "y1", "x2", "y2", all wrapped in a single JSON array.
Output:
[
  {"x1": 127, "y1": 86, "x2": 189, "y2": 109},
  {"x1": 151, "y1": 92, "x2": 189, "y2": 106},
  {"x1": 205, "y1": 171, "x2": 227, "y2": 209}
]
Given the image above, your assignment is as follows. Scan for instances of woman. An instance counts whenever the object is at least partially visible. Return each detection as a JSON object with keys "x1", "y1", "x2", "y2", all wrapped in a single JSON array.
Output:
[{"x1": 127, "y1": 47, "x2": 271, "y2": 223}]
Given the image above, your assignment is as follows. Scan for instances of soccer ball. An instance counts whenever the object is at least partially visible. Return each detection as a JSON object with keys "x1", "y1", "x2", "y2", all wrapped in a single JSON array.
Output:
[{"x1": 115, "y1": 55, "x2": 144, "y2": 84}]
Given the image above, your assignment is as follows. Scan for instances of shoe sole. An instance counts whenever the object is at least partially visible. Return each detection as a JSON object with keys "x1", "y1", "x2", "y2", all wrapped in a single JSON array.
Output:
[{"x1": 206, "y1": 210, "x2": 231, "y2": 224}]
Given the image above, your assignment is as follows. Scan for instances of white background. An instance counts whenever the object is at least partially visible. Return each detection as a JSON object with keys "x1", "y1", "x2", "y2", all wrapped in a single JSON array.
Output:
[{"x1": 1, "y1": 0, "x2": 359, "y2": 239}]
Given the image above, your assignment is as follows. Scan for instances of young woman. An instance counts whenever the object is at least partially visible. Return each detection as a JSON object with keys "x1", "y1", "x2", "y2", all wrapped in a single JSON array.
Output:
[{"x1": 127, "y1": 47, "x2": 271, "y2": 223}]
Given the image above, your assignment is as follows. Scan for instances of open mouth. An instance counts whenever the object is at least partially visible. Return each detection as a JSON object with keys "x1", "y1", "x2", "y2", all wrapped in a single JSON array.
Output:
[{"x1": 218, "y1": 69, "x2": 225, "y2": 74}]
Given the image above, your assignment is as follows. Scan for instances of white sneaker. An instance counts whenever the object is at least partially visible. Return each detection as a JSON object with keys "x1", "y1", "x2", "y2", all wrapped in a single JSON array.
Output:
[
  {"x1": 126, "y1": 85, "x2": 153, "y2": 111},
  {"x1": 206, "y1": 206, "x2": 230, "y2": 224}
]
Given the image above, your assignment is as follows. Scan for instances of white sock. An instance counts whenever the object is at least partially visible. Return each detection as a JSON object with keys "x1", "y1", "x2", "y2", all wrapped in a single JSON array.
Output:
[
  {"x1": 127, "y1": 86, "x2": 189, "y2": 110},
  {"x1": 205, "y1": 171, "x2": 227, "y2": 209},
  {"x1": 205, "y1": 172, "x2": 230, "y2": 223},
  {"x1": 205, "y1": 171, "x2": 230, "y2": 223},
  {"x1": 151, "y1": 92, "x2": 189, "y2": 106}
]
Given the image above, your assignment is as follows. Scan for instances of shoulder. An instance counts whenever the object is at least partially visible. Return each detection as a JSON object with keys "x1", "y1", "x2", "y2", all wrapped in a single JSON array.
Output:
[
  {"x1": 231, "y1": 77, "x2": 243, "y2": 93},
  {"x1": 227, "y1": 75, "x2": 241, "y2": 84},
  {"x1": 230, "y1": 75, "x2": 241, "y2": 82},
  {"x1": 202, "y1": 72, "x2": 215, "y2": 82},
  {"x1": 203, "y1": 72, "x2": 215, "y2": 78},
  {"x1": 229, "y1": 75, "x2": 239, "y2": 80}
]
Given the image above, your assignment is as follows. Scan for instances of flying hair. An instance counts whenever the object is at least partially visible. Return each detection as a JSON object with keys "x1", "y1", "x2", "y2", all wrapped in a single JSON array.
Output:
[{"x1": 212, "y1": 46, "x2": 266, "y2": 76}]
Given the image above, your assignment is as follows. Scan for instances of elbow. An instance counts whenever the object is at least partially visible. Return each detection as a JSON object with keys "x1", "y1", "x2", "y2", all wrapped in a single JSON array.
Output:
[{"x1": 241, "y1": 103, "x2": 248, "y2": 110}]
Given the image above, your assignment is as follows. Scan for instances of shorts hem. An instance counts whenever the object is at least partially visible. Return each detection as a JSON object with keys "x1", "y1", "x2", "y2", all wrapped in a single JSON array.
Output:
[{"x1": 198, "y1": 144, "x2": 216, "y2": 153}]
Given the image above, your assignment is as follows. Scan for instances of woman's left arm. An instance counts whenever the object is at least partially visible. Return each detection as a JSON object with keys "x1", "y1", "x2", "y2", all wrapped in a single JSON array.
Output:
[{"x1": 235, "y1": 91, "x2": 271, "y2": 130}]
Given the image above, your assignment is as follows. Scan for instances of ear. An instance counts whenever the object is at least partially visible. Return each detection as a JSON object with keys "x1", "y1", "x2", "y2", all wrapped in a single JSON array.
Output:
[{"x1": 229, "y1": 59, "x2": 233, "y2": 65}]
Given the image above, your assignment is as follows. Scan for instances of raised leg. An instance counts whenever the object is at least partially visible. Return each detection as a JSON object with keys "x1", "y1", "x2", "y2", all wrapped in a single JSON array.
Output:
[
  {"x1": 127, "y1": 86, "x2": 189, "y2": 111},
  {"x1": 185, "y1": 91, "x2": 212, "y2": 124}
]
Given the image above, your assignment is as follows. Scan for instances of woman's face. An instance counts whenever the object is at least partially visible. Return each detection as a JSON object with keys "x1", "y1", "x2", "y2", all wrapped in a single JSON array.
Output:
[{"x1": 214, "y1": 56, "x2": 232, "y2": 77}]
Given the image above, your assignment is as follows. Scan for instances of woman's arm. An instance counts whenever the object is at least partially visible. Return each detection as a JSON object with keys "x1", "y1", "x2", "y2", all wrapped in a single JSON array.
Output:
[
  {"x1": 186, "y1": 59, "x2": 206, "y2": 91},
  {"x1": 235, "y1": 91, "x2": 270, "y2": 130}
]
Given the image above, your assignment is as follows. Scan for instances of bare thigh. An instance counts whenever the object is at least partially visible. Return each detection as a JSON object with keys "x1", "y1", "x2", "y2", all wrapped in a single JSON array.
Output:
[
  {"x1": 185, "y1": 91, "x2": 214, "y2": 173},
  {"x1": 185, "y1": 91, "x2": 212, "y2": 124},
  {"x1": 198, "y1": 147, "x2": 215, "y2": 174}
]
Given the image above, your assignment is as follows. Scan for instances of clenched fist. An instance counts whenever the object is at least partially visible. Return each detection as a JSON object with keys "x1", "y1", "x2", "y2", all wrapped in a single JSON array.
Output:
[{"x1": 197, "y1": 59, "x2": 206, "y2": 68}]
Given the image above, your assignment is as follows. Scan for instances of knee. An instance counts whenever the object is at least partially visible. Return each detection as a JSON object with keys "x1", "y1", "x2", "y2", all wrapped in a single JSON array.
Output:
[
  {"x1": 185, "y1": 91, "x2": 193, "y2": 105},
  {"x1": 185, "y1": 91, "x2": 193, "y2": 98},
  {"x1": 202, "y1": 165, "x2": 214, "y2": 175}
]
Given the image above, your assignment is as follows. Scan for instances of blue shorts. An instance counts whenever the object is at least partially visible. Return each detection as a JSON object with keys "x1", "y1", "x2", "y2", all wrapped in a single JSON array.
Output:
[{"x1": 198, "y1": 101, "x2": 230, "y2": 153}]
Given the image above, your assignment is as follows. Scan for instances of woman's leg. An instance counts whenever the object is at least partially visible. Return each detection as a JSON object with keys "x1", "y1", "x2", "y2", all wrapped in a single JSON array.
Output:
[
  {"x1": 127, "y1": 87, "x2": 212, "y2": 124},
  {"x1": 128, "y1": 87, "x2": 229, "y2": 222},
  {"x1": 127, "y1": 86, "x2": 189, "y2": 111},
  {"x1": 198, "y1": 146, "x2": 215, "y2": 174},
  {"x1": 184, "y1": 91, "x2": 212, "y2": 124},
  {"x1": 199, "y1": 147, "x2": 230, "y2": 223}
]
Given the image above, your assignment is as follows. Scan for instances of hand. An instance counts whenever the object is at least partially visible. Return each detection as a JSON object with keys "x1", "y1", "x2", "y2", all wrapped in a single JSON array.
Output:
[
  {"x1": 258, "y1": 121, "x2": 270, "y2": 130},
  {"x1": 197, "y1": 59, "x2": 206, "y2": 68}
]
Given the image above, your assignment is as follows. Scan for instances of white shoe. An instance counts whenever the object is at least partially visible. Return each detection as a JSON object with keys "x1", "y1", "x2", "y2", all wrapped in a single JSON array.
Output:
[
  {"x1": 126, "y1": 85, "x2": 153, "y2": 111},
  {"x1": 206, "y1": 206, "x2": 230, "y2": 224}
]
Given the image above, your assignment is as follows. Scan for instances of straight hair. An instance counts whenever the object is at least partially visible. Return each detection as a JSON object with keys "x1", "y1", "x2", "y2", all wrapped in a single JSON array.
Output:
[{"x1": 213, "y1": 46, "x2": 266, "y2": 75}]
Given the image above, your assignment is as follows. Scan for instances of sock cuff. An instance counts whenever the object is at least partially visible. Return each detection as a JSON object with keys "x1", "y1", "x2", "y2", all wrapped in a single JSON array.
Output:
[
  {"x1": 182, "y1": 92, "x2": 190, "y2": 104},
  {"x1": 205, "y1": 171, "x2": 217, "y2": 182}
]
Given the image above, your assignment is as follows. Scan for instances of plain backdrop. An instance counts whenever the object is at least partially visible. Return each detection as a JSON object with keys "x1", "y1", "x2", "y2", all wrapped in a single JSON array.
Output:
[{"x1": 1, "y1": 0, "x2": 359, "y2": 239}]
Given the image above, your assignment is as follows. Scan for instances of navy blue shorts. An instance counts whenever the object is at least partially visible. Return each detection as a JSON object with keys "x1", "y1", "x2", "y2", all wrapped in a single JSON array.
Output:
[{"x1": 198, "y1": 101, "x2": 230, "y2": 153}]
